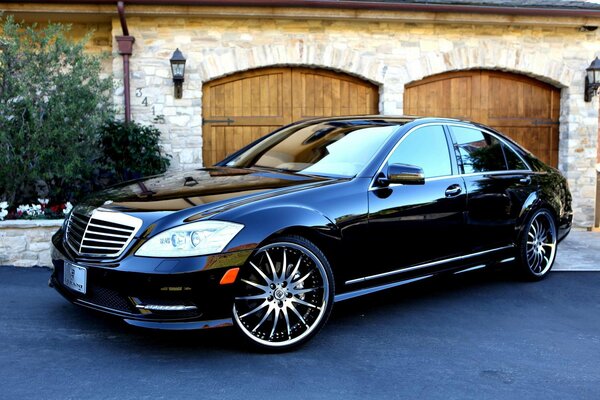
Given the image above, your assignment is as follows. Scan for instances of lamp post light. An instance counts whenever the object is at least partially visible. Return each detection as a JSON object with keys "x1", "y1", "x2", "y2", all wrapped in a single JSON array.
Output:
[
  {"x1": 170, "y1": 48, "x2": 186, "y2": 99},
  {"x1": 585, "y1": 57, "x2": 600, "y2": 102}
]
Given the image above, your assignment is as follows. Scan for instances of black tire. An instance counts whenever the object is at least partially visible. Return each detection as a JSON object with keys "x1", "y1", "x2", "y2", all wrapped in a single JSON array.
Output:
[
  {"x1": 232, "y1": 235, "x2": 335, "y2": 351},
  {"x1": 515, "y1": 208, "x2": 558, "y2": 281}
]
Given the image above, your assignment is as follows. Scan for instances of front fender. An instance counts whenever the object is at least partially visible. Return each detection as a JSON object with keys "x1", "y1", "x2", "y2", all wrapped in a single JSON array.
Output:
[{"x1": 222, "y1": 205, "x2": 339, "y2": 253}]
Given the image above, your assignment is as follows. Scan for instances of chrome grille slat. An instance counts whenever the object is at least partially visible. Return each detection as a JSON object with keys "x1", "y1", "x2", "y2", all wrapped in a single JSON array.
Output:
[
  {"x1": 68, "y1": 229, "x2": 83, "y2": 242},
  {"x1": 66, "y1": 234, "x2": 81, "y2": 251},
  {"x1": 85, "y1": 224, "x2": 133, "y2": 235},
  {"x1": 82, "y1": 239, "x2": 124, "y2": 247},
  {"x1": 69, "y1": 219, "x2": 88, "y2": 232},
  {"x1": 88, "y1": 220, "x2": 134, "y2": 233},
  {"x1": 85, "y1": 232, "x2": 129, "y2": 241},
  {"x1": 64, "y1": 208, "x2": 142, "y2": 258},
  {"x1": 80, "y1": 244, "x2": 124, "y2": 250},
  {"x1": 88, "y1": 218, "x2": 134, "y2": 231},
  {"x1": 70, "y1": 213, "x2": 91, "y2": 225}
]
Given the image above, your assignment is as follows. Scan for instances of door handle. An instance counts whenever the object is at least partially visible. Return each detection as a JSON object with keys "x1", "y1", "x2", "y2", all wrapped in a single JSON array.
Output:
[
  {"x1": 445, "y1": 184, "x2": 462, "y2": 197},
  {"x1": 519, "y1": 176, "x2": 532, "y2": 184}
]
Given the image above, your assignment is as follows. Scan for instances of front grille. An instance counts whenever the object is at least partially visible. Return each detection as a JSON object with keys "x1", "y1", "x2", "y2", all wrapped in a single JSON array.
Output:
[{"x1": 65, "y1": 208, "x2": 142, "y2": 258}]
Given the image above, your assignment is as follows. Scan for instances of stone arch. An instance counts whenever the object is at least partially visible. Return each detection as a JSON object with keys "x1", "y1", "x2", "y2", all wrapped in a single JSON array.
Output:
[
  {"x1": 196, "y1": 41, "x2": 386, "y2": 87},
  {"x1": 400, "y1": 46, "x2": 576, "y2": 89},
  {"x1": 380, "y1": 45, "x2": 577, "y2": 115}
]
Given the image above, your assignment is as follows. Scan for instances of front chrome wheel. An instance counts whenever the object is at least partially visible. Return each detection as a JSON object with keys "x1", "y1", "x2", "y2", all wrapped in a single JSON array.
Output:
[
  {"x1": 518, "y1": 209, "x2": 557, "y2": 279},
  {"x1": 232, "y1": 238, "x2": 333, "y2": 350}
]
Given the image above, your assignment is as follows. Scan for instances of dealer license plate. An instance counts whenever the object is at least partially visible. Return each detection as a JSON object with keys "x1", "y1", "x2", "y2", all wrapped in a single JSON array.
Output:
[{"x1": 64, "y1": 262, "x2": 87, "y2": 294}]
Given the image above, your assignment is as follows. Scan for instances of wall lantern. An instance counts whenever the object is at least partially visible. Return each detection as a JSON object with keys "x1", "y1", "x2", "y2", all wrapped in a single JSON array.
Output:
[
  {"x1": 585, "y1": 57, "x2": 600, "y2": 102},
  {"x1": 170, "y1": 48, "x2": 186, "y2": 99}
]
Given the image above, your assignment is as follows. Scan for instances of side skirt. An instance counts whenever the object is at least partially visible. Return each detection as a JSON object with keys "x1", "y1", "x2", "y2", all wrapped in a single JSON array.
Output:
[
  {"x1": 345, "y1": 245, "x2": 514, "y2": 285},
  {"x1": 334, "y1": 254, "x2": 517, "y2": 303},
  {"x1": 334, "y1": 275, "x2": 433, "y2": 302}
]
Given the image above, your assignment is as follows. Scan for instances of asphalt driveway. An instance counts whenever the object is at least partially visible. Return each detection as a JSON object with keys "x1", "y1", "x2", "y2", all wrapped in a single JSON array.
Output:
[{"x1": 1, "y1": 264, "x2": 599, "y2": 400}]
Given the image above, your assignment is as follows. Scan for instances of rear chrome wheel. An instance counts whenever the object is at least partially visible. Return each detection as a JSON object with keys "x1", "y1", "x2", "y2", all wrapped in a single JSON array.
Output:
[
  {"x1": 517, "y1": 209, "x2": 557, "y2": 280},
  {"x1": 232, "y1": 236, "x2": 334, "y2": 351}
]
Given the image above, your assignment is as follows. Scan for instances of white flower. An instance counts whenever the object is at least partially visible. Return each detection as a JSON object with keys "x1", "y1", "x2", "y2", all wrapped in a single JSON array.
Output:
[
  {"x1": 38, "y1": 198, "x2": 49, "y2": 205},
  {"x1": 0, "y1": 209, "x2": 7, "y2": 221},
  {"x1": 17, "y1": 204, "x2": 43, "y2": 217},
  {"x1": 63, "y1": 202, "x2": 73, "y2": 215},
  {"x1": 0, "y1": 201, "x2": 8, "y2": 210}
]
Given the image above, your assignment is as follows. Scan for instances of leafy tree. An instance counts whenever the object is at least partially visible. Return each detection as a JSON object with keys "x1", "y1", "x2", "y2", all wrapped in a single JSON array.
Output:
[
  {"x1": 0, "y1": 16, "x2": 113, "y2": 205},
  {"x1": 97, "y1": 120, "x2": 171, "y2": 184}
]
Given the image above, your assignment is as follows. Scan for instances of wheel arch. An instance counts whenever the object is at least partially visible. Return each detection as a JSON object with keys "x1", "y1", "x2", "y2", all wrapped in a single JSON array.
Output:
[
  {"x1": 515, "y1": 191, "x2": 560, "y2": 241},
  {"x1": 225, "y1": 205, "x2": 344, "y2": 288},
  {"x1": 264, "y1": 225, "x2": 345, "y2": 291}
]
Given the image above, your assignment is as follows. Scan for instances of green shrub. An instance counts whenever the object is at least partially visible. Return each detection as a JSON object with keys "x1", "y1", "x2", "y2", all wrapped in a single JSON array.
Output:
[
  {"x1": 97, "y1": 120, "x2": 171, "y2": 184},
  {"x1": 0, "y1": 16, "x2": 113, "y2": 205}
]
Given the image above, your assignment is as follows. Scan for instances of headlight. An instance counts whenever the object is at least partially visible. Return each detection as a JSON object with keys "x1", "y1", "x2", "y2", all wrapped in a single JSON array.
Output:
[{"x1": 135, "y1": 220, "x2": 244, "y2": 258}]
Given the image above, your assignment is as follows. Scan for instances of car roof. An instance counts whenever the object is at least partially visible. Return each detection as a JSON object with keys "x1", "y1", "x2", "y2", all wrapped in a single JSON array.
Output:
[{"x1": 294, "y1": 115, "x2": 471, "y2": 125}]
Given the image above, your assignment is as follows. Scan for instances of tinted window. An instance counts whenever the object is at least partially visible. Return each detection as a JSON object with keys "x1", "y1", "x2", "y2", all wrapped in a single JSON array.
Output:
[
  {"x1": 502, "y1": 143, "x2": 528, "y2": 170},
  {"x1": 388, "y1": 125, "x2": 452, "y2": 178},
  {"x1": 451, "y1": 127, "x2": 507, "y2": 173}
]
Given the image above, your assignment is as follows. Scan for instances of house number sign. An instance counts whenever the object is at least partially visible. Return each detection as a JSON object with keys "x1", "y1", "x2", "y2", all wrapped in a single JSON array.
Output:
[
  {"x1": 135, "y1": 87, "x2": 165, "y2": 123},
  {"x1": 135, "y1": 87, "x2": 156, "y2": 115}
]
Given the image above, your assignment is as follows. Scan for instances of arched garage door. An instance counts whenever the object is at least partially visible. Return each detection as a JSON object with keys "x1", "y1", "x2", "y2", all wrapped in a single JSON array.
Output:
[
  {"x1": 404, "y1": 70, "x2": 560, "y2": 167},
  {"x1": 202, "y1": 67, "x2": 379, "y2": 166}
]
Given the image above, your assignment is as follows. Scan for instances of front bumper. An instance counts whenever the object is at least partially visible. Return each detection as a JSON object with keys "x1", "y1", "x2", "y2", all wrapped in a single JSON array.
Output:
[{"x1": 50, "y1": 230, "x2": 253, "y2": 330}]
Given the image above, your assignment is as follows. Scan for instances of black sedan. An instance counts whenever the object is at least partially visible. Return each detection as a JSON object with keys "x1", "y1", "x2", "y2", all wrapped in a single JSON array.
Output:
[{"x1": 50, "y1": 116, "x2": 572, "y2": 350}]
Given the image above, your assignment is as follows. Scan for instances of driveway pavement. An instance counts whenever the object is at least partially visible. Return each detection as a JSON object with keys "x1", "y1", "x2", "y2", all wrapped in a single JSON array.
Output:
[
  {"x1": 1, "y1": 263, "x2": 599, "y2": 400},
  {"x1": 553, "y1": 229, "x2": 600, "y2": 271}
]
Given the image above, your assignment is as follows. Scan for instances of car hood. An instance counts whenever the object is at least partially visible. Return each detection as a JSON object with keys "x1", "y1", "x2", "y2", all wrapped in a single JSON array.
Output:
[{"x1": 80, "y1": 167, "x2": 340, "y2": 216}]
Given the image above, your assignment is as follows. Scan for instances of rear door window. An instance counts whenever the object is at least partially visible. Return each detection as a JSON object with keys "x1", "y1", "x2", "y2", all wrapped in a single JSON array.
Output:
[
  {"x1": 502, "y1": 143, "x2": 529, "y2": 171},
  {"x1": 450, "y1": 127, "x2": 508, "y2": 173}
]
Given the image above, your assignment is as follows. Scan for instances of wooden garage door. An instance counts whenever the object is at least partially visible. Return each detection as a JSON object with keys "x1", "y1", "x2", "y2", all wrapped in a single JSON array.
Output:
[
  {"x1": 404, "y1": 70, "x2": 560, "y2": 167},
  {"x1": 202, "y1": 67, "x2": 379, "y2": 166}
]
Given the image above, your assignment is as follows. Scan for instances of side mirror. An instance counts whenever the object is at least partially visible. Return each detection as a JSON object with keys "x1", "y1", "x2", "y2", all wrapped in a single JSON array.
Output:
[{"x1": 377, "y1": 163, "x2": 425, "y2": 186}]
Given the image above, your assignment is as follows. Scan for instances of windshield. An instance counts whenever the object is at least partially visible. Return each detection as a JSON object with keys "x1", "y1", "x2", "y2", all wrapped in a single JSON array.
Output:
[{"x1": 225, "y1": 120, "x2": 400, "y2": 178}]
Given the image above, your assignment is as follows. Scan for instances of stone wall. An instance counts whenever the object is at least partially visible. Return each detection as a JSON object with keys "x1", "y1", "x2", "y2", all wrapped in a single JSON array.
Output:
[
  {"x1": 109, "y1": 17, "x2": 599, "y2": 226},
  {"x1": 0, "y1": 221, "x2": 61, "y2": 267}
]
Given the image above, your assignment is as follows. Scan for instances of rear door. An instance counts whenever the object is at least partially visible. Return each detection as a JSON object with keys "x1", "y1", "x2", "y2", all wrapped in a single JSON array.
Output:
[{"x1": 448, "y1": 125, "x2": 536, "y2": 252}]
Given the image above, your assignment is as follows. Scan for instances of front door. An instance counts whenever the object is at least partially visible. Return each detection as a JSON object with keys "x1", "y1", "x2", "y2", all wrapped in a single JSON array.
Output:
[{"x1": 366, "y1": 124, "x2": 467, "y2": 280}]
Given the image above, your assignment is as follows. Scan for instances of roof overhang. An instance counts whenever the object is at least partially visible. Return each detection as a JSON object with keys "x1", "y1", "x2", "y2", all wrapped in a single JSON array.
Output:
[{"x1": 4, "y1": 1, "x2": 600, "y2": 28}]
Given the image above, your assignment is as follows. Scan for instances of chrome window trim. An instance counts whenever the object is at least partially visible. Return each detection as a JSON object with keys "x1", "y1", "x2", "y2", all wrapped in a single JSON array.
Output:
[
  {"x1": 460, "y1": 169, "x2": 537, "y2": 179},
  {"x1": 369, "y1": 121, "x2": 533, "y2": 190},
  {"x1": 345, "y1": 245, "x2": 514, "y2": 285}
]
